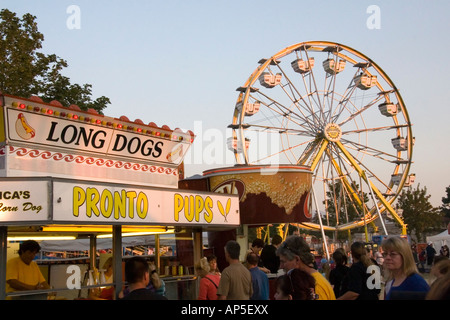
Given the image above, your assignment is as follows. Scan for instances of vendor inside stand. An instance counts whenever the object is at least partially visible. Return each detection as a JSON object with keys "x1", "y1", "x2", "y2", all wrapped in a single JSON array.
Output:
[{"x1": 6, "y1": 240, "x2": 51, "y2": 300}]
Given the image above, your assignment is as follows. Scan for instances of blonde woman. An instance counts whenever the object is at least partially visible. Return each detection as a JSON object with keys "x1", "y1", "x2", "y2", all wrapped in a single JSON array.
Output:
[
  {"x1": 382, "y1": 236, "x2": 430, "y2": 300},
  {"x1": 195, "y1": 257, "x2": 220, "y2": 300}
]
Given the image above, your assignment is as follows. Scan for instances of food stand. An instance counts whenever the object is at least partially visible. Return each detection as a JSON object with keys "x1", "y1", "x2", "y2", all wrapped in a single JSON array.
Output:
[
  {"x1": 0, "y1": 93, "x2": 240, "y2": 300},
  {"x1": 180, "y1": 165, "x2": 313, "y2": 299}
]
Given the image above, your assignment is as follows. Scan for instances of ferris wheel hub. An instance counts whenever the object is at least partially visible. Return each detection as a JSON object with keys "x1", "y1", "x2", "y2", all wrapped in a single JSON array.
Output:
[{"x1": 323, "y1": 123, "x2": 342, "y2": 142}]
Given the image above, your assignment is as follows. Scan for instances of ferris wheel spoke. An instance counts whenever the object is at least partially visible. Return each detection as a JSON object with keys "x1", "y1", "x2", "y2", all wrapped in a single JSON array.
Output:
[
  {"x1": 338, "y1": 145, "x2": 407, "y2": 205},
  {"x1": 242, "y1": 123, "x2": 313, "y2": 136},
  {"x1": 337, "y1": 94, "x2": 385, "y2": 127},
  {"x1": 324, "y1": 151, "x2": 343, "y2": 225},
  {"x1": 250, "y1": 103, "x2": 315, "y2": 136},
  {"x1": 328, "y1": 66, "x2": 364, "y2": 123},
  {"x1": 308, "y1": 139, "x2": 329, "y2": 171},
  {"x1": 341, "y1": 123, "x2": 410, "y2": 135},
  {"x1": 329, "y1": 85, "x2": 358, "y2": 123},
  {"x1": 272, "y1": 61, "x2": 322, "y2": 126},
  {"x1": 337, "y1": 143, "x2": 392, "y2": 192},
  {"x1": 290, "y1": 48, "x2": 325, "y2": 121},
  {"x1": 323, "y1": 54, "x2": 341, "y2": 108},
  {"x1": 324, "y1": 157, "x2": 363, "y2": 223},
  {"x1": 340, "y1": 138, "x2": 405, "y2": 163},
  {"x1": 251, "y1": 137, "x2": 316, "y2": 165},
  {"x1": 302, "y1": 49, "x2": 326, "y2": 123},
  {"x1": 251, "y1": 91, "x2": 315, "y2": 131},
  {"x1": 326, "y1": 147, "x2": 364, "y2": 208},
  {"x1": 334, "y1": 140, "x2": 401, "y2": 219}
]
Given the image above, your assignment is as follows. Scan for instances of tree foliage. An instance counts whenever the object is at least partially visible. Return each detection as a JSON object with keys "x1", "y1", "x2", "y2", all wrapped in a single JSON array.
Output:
[
  {"x1": 441, "y1": 186, "x2": 450, "y2": 230},
  {"x1": 441, "y1": 186, "x2": 450, "y2": 219},
  {"x1": 315, "y1": 182, "x2": 370, "y2": 240},
  {"x1": 396, "y1": 184, "x2": 443, "y2": 242},
  {"x1": 0, "y1": 9, "x2": 109, "y2": 113}
]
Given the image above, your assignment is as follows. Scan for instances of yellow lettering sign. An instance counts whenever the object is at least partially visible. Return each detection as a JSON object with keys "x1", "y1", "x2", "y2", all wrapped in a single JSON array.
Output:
[
  {"x1": 136, "y1": 192, "x2": 148, "y2": 219},
  {"x1": 86, "y1": 188, "x2": 100, "y2": 217},
  {"x1": 174, "y1": 193, "x2": 183, "y2": 222},
  {"x1": 72, "y1": 187, "x2": 148, "y2": 220},
  {"x1": 73, "y1": 186, "x2": 85, "y2": 217},
  {"x1": 173, "y1": 193, "x2": 215, "y2": 224},
  {"x1": 204, "y1": 197, "x2": 213, "y2": 223}
]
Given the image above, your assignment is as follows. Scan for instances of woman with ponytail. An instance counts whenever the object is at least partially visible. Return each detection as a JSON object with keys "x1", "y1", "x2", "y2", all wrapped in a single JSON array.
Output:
[
  {"x1": 195, "y1": 257, "x2": 220, "y2": 300},
  {"x1": 337, "y1": 242, "x2": 381, "y2": 300}
]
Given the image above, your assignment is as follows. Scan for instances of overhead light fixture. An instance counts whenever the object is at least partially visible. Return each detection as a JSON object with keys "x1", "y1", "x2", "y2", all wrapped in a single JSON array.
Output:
[
  {"x1": 8, "y1": 236, "x2": 77, "y2": 241},
  {"x1": 97, "y1": 229, "x2": 175, "y2": 239},
  {"x1": 41, "y1": 225, "x2": 171, "y2": 233}
]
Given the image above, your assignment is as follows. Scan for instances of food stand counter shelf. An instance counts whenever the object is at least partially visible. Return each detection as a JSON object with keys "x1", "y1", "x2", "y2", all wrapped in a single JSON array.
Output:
[{"x1": 161, "y1": 275, "x2": 198, "y2": 300}]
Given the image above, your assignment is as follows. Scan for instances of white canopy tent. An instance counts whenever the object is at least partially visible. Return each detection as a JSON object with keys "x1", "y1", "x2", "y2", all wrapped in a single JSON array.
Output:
[{"x1": 426, "y1": 230, "x2": 450, "y2": 255}]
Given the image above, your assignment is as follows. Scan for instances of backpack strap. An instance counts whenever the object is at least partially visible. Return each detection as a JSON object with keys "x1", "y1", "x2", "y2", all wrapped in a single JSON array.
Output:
[{"x1": 204, "y1": 276, "x2": 218, "y2": 288}]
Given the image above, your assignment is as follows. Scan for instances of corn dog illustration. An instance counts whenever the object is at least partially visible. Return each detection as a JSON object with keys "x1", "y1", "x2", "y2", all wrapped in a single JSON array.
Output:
[
  {"x1": 217, "y1": 198, "x2": 231, "y2": 222},
  {"x1": 15, "y1": 113, "x2": 35, "y2": 140}
]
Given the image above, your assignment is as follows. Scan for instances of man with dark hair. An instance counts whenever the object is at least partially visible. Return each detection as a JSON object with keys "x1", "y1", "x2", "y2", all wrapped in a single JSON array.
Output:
[
  {"x1": 249, "y1": 238, "x2": 265, "y2": 256},
  {"x1": 6, "y1": 240, "x2": 50, "y2": 299},
  {"x1": 120, "y1": 257, "x2": 167, "y2": 300},
  {"x1": 247, "y1": 252, "x2": 269, "y2": 300},
  {"x1": 217, "y1": 240, "x2": 253, "y2": 300},
  {"x1": 260, "y1": 234, "x2": 283, "y2": 274}
]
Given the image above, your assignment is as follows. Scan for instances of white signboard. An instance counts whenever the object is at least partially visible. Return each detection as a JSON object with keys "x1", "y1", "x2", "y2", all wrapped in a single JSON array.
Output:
[
  {"x1": 53, "y1": 181, "x2": 240, "y2": 227},
  {"x1": 6, "y1": 108, "x2": 189, "y2": 166},
  {"x1": 0, "y1": 180, "x2": 50, "y2": 222}
]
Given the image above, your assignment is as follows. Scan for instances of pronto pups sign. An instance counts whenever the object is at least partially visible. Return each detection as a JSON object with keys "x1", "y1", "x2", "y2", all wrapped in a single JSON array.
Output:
[
  {"x1": 53, "y1": 180, "x2": 240, "y2": 226},
  {"x1": 0, "y1": 178, "x2": 240, "y2": 227},
  {"x1": 5, "y1": 108, "x2": 189, "y2": 166}
]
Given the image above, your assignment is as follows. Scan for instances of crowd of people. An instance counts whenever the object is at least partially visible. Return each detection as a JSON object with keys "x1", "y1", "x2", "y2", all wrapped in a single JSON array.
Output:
[
  {"x1": 5, "y1": 236, "x2": 450, "y2": 300},
  {"x1": 195, "y1": 235, "x2": 450, "y2": 301}
]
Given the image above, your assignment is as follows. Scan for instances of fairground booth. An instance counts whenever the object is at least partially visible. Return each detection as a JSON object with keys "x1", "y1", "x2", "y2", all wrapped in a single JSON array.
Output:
[
  {"x1": 0, "y1": 93, "x2": 239, "y2": 300},
  {"x1": 179, "y1": 165, "x2": 313, "y2": 299}
]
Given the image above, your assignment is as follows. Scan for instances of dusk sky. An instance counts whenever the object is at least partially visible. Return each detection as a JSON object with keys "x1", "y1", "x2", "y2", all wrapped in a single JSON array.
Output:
[{"x1": 3, "y1": 1, "x2": 449, "y2": 207}]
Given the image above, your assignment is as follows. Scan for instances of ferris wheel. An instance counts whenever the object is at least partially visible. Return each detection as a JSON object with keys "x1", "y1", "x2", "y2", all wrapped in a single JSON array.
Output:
[{"x1": 228, "y1": 41, "x2": 413, "y2": 236}]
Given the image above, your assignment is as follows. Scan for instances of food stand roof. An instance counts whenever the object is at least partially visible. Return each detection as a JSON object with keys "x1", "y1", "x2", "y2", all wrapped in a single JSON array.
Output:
[{"x1": 0, "y1": 93, "x2": 241, "y2": 231}]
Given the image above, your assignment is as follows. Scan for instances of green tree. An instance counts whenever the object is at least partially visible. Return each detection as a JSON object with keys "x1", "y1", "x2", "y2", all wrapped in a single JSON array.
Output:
[
  {"x1": 0, "y1": 9, "x2": 110, "y2": 113},
  {"x1": 396, "y1": 184, "x2": 443, "y2": 242}
]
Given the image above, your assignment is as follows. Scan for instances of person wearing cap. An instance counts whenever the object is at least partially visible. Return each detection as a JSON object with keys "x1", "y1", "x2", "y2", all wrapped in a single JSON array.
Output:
[
  {"x1": 276, "y1": 235, "x2": 336, "y2": 300},
  {"x1": 6, "y1": 240, "x2": 50, "y2": 299}
]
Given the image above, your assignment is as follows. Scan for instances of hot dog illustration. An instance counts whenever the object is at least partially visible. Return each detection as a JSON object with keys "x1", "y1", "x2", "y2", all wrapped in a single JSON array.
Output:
[
  {"x1": 15, "y1": 113, "x2": 35, "y2": 140},
  {"x1": 166, "y1": 144, "x2": 183, "y2": 163}
]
